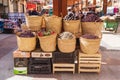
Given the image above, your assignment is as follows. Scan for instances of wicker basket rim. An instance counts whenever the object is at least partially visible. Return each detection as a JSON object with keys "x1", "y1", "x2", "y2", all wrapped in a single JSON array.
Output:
[
  {"x1": 16, "y1": 35, "x2": 36, "y2": 39},
  {"x1": 80, "y1": 37, "x2": 101, "y2": 40},
  {"x1": 38, "y1": 33, "x2": 57, "y2": 38}
]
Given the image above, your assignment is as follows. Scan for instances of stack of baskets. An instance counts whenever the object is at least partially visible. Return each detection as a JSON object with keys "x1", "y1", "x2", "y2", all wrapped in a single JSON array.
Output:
[
  {"x1": 18, "y1": 15, "x2": 80, "y2": 53},
  {"x1": 78, "y1": 34, "x2": 102, "y2": 73},
  {"x1": 17, "y1": 15, "x2": 104, "y2": 53},
  {"x1": 15, "y1": 15, "x2": 103, "y2": 74}
]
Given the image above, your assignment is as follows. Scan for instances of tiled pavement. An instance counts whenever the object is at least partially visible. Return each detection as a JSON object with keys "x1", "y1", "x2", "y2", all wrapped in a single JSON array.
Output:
[{"x1": 0, "y1": 33, "x2": 120, "y2": 80}]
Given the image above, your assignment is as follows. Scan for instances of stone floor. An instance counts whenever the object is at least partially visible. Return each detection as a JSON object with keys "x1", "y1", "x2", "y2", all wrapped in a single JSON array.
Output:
[{"x1": 0, "y1": 33, "x2": 120, "y2": 80}]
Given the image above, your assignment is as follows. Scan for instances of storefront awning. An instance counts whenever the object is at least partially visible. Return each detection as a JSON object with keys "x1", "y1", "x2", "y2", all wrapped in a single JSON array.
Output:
[{"x1": 27, "y1": 3, "x2": 36, "y2": 10}]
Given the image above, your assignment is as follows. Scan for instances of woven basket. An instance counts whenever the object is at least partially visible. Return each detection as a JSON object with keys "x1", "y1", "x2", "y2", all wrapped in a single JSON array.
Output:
[
  {"x1": 38, "y1": 33, "x2": 57, "y2": 52},
  {"x1": 80, "y1": 37, "x2": 101, "y2": 54},
  {"x1": 58, "y1": 36, "x2": 76, "y2": 53},
  {"x1": 81, "y1": 22, "x2": 103, "y2": 38},
  {"x1": 44, "y1": 16, "x2": 62, "y2": 34},
  {"x1": 21, "y1": 23, "x2": 28, "y2": 30},
  {"x1": 63, "y1": 20, "x2": 81, "y2": 34},
  {"x1": 17, "y1": 36, "x2": 36, "y2": 51},
  {"x1": 26, "y1": 16, "x2": 43, "y2": 31}
]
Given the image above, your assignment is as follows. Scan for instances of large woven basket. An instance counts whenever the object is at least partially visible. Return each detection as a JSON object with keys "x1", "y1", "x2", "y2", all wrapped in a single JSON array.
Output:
[
  {"x1": 63, "y1": 20, "x2": 82, "y2": 38},
  {"x1": 81, "y1": 22, "x2": 103, "y2": 38},
  {"x1": 17, "y1": 36, "x2": 36, "y2": 51},
  {"x1": 38, "y1": 33, "x2": 57, "y2": 52},
  {"x1": 80, "y1": 37, "x2": 101, "y2": 54},
  {"x1": 58, "y1": 36, "x2": 76, "y2": 53},
  {"x1": 44, "y1": 16, "x2": 62, "y2": 34},
  {"x1": 26, "y1": 16, "x2": 43, "y2": 31}
]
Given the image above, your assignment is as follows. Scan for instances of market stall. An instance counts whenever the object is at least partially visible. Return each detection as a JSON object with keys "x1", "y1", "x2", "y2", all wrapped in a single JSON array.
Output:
[
  {"x1": 13, "y1": 14, "x2": 103, "y2": 74},
  {"x1": 11, "y1": 0, "x2": 120, "y2": 75}
]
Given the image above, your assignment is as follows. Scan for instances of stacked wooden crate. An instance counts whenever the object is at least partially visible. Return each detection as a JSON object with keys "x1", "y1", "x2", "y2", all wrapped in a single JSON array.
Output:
[
  {"x1": 13, "y1": 50, "x2": 30, "y2": 74},
  {"x1": 78, "y1": 51, "x2": 101, "y2": 73},
  {"x1": 52, "y1": 50, "x2": 76, "y2": 74},
  {"x1": 28, "y1": 50, "x2": 53, "y2": 74}
]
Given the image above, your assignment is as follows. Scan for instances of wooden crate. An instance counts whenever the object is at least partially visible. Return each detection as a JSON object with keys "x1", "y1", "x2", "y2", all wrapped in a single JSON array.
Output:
[
  {"x1": 31, "y1": 49, "x2": 52, "y2": 58},
  {"x1": 53, "y1": 63, "x2": 75, "y2": 74},
  {"x1": 13, "y1": 49, "x2": 30, "y2": 58},
  {"x1": 78, "y1": 51, "x2": 101, "y2": 73},
  {"x1": 31, "y1": 52, "x2": 52, "y2": 58}
]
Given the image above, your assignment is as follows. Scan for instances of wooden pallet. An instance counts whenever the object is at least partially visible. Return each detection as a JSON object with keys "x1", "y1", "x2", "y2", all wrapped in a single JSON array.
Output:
[
  {"x1": 78, "y1": 51, "x2": 101, "y2": 73},
  {"x1": 53, "y1": 63, "x2": 75, "y2": 74}
]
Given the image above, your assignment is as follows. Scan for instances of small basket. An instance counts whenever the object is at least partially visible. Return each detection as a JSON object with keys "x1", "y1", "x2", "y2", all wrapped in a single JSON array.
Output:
[{"x1": 38, "y1": 33, "x2": 57, "y2": 52}]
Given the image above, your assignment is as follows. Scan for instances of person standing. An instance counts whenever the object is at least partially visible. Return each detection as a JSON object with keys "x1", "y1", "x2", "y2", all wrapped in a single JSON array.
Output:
[{"x1": 17, "y1": 19, "x2": 22, "y2": 29}]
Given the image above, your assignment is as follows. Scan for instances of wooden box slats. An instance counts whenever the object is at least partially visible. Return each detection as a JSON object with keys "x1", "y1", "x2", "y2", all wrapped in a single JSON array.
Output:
[
  {"x1": 78, "y1": 51, "x2": 101, "y2": 73},
  {"x1": 53, "y1": 63, "x2": 75, "y2": 74}
]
